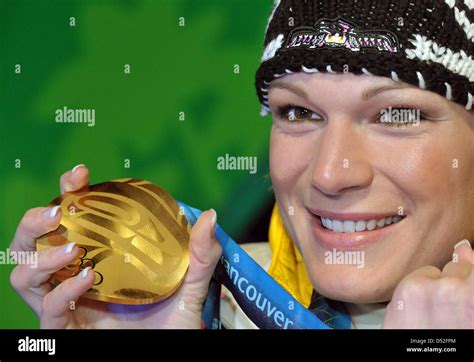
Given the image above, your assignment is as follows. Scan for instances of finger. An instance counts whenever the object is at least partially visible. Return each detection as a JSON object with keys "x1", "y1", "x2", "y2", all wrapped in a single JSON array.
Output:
[
  {"x1": 383, "y1": 266, "x2": 440, "y2": 329},
  {"x1": 60, "y1": 164, "x2": 89, "y2": 194},
  {"x1": 405, "y1": 265, "x2": 442, "y2": 280},
  {"x1": 10, "y1": 242, "x2": 79, "y2": 291},
  {"x1": 442, "y1": 260, "x2": 472, "y2": 279},
  {"x1": 452, "y1": 239, "x2": 473, "y2": 265},
  {"x1": 10, "y1": 243, "x2": 80, "y2": 316},
  {"x1": 10, "y1": 206, "x2": 62, "y2": 253},
  {"x1": 41, "y1": 267, "x2": 95, "y2": 329},
  {"x1": 180, "y1": 209, "x2": 222, "y2": 302},
  {"x1": 469, "y1": 268, "x2": 474, "y2": 283}
]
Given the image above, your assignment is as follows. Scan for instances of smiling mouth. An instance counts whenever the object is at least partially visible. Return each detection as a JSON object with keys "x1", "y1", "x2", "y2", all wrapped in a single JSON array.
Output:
[
  {"x1": 307, "y1": 208, "x2": 407, "y2": 249},
  {"x1": 307, "y1": 208, "x2": 406, "y2": 234},
  {"x1": 318, "y1": 215, "x2": 405, "y2": 233}
]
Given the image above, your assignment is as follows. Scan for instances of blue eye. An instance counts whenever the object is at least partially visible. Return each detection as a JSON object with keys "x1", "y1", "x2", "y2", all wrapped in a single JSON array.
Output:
[{"x1": 276, "y1": 104, "x2": 323, "y2": 122}]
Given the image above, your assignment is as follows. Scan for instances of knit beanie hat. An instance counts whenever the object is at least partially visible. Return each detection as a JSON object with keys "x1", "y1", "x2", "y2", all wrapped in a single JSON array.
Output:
[{"x1": 255, "y1": 0, "x2": 474, "y2": 115}]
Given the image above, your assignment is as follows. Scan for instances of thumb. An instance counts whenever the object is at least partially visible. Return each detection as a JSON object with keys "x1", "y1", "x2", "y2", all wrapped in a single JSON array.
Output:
[
  {"x1": 179, "y1": 209, "x2": 222, "y2": 305},
  {"x1": 452, "y1": 239, "x2": 473, "y2": 265}
]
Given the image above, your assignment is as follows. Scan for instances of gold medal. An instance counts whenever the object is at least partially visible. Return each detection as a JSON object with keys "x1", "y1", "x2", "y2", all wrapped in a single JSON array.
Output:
[{"x1": 36, "y1": 178, "x2": 190, "y2": 305}]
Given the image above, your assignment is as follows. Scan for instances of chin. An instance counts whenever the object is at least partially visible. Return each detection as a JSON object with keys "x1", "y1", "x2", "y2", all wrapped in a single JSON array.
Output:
[{"x1": 305, "y1": 261, "x2": 397, "y2": 303}]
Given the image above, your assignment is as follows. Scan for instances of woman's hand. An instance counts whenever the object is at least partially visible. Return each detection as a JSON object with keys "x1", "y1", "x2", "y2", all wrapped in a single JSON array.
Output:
[
  {"x1": 9, "y1": 165, "x2": 222, "y2": 329},
  {"x1": 382, "y1": 240, "x2": 473, "y2": 328}
]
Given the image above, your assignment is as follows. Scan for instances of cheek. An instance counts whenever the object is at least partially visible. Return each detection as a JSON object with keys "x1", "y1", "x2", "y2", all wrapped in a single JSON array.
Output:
[
  {"x1": 377, "y1": 134, "x2": 469, "y2": 210},
  {"x1": 269, "y1": 127, "x2": 314, "y2": 193},
  {"x1": 372, "y1": 130, "x2": 473, "y2": 259}
]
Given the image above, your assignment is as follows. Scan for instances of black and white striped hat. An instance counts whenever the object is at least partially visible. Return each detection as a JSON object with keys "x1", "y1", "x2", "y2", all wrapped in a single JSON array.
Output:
[{"x1": 255, "y1": 0, "x2": 474, "y2": 115}]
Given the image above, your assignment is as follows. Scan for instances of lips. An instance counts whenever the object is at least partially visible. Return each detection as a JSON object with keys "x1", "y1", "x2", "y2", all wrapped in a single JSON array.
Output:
[{"x1": 307, "y1": 207, "x2": 405, "y2": 250}]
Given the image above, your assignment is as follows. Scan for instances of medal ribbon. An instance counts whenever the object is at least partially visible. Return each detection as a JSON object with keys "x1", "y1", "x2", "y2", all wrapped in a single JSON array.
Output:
[{"x1": 178, "y1": 202, "x2": 351, "y2": 329}]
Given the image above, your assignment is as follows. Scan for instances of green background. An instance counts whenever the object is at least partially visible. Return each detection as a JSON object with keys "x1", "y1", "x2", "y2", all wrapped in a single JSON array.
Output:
[{"x1": 0, "y1": 0, "x2": 274, "y2": 328}]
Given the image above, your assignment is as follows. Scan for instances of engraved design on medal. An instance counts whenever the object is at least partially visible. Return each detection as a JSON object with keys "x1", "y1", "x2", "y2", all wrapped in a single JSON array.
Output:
[{"x1": 36, "y1": 179, "x2": 190, "y2": 304}]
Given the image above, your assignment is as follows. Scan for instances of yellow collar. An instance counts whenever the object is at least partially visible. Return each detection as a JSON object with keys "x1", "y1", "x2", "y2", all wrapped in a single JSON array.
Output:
[{"x1": 268, "y1": 203, "x2": 313, "y2": 307}]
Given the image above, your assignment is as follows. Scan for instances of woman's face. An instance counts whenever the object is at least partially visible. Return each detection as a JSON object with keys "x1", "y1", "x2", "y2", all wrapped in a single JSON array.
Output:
[{"x1": 268, "y1": 72, "x2": 474, "y2": 303}]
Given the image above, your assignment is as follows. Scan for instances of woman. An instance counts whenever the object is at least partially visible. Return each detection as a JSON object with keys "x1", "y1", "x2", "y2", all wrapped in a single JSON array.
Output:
[{"x1": 9, "y1": 0, "x2": 473, "y2": 328}]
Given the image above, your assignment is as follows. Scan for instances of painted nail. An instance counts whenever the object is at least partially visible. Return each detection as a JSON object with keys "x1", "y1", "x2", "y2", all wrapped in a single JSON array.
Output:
[
  {"x1": 49, "y1": 205, "x2": 60, "y2": 218},
  {"x1": 61, "y1": 242, "x2": 76, "y2": 255},
  {"x1": 454, "y1": 239, "x2": 471, "y2": 250},
  {"x1": 209, "y1": 209, "x2": 217, "y2": 238},
  {"x1": 42, "y1": 205, "x2": 60, "y2": 219},
  {"x1": 210, "y1": 208, "x2": 217, "y2": 227},
  {"x1": 71, "y1": 164, "x2": 85, "y2": 174},
  {"x1": 79, "y1": 267, "x2": 91, "y2": 279}
]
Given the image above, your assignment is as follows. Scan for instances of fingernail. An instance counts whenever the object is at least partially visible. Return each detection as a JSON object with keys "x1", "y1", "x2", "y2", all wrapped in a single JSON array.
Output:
[
  {"x1": 79, "y1": 267, "x2": 91, "y2": 279},
  {"x1": 454, "y1": 239, "x2": 471, "y2": 250},
  {"x1": 49, "y1": 205, "x2": 60, "y2": 218},
  {"x1": 210, "y1": 209, "x2": 217, "y2": 237},
  {"x1": 71, "y1": 164, "x2": 85, "y2": 174},
  {"x1": 210, "y1": 208, "x2": 217, "y2": 227},
  {"x1": 42, "y1": 205, "x2": 60, "y2": 219},
  {"x1": 61, "y1": 242, "x2": 76, "y2": 255}
]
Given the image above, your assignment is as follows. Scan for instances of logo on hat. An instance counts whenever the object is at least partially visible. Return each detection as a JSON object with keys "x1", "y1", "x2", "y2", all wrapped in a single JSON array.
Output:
[{"x1": 285, "y1": 18, "x2": 399, "y2": 53}]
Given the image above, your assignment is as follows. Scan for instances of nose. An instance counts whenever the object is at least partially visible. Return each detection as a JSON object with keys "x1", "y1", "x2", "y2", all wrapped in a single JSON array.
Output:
[{"x1": 310, "y1": 119, "x2": 374, "y2": 197}]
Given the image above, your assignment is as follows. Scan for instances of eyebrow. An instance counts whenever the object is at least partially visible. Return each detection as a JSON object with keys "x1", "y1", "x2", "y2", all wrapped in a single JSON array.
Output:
[
  {"x1": 268, "y1": 80, "x2": 309, "y2": 100},
  {"x1": 361, "y1": 83, "x2": 416, "y2": 100},
  {"x1": 268, "y1": 80, "x2": 416, "y2": 102}
]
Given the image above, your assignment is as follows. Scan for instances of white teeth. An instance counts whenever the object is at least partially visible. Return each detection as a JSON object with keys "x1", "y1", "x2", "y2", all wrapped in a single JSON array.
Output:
[
  {"x1": 319, "y1": 214, "x2": 403, "y2": 233},
  {"x1": 366, "y1": 220, "x2": 377, "y2": 231},
  {"x1": 326, "y1": 218, "x2": 332, "y2": 229},
  {"x1": 332, "y1": 220, "x2": 344, "y2": 233},
  {"x1": 321, "y1": 217, "x2": 327, "y2": 228},
  {"x1": 343, "y1": 220, "x2": 355, "y2": 233},
  {"x1": 355, "y1": 220, "x2": 366, "y2": 232}
]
